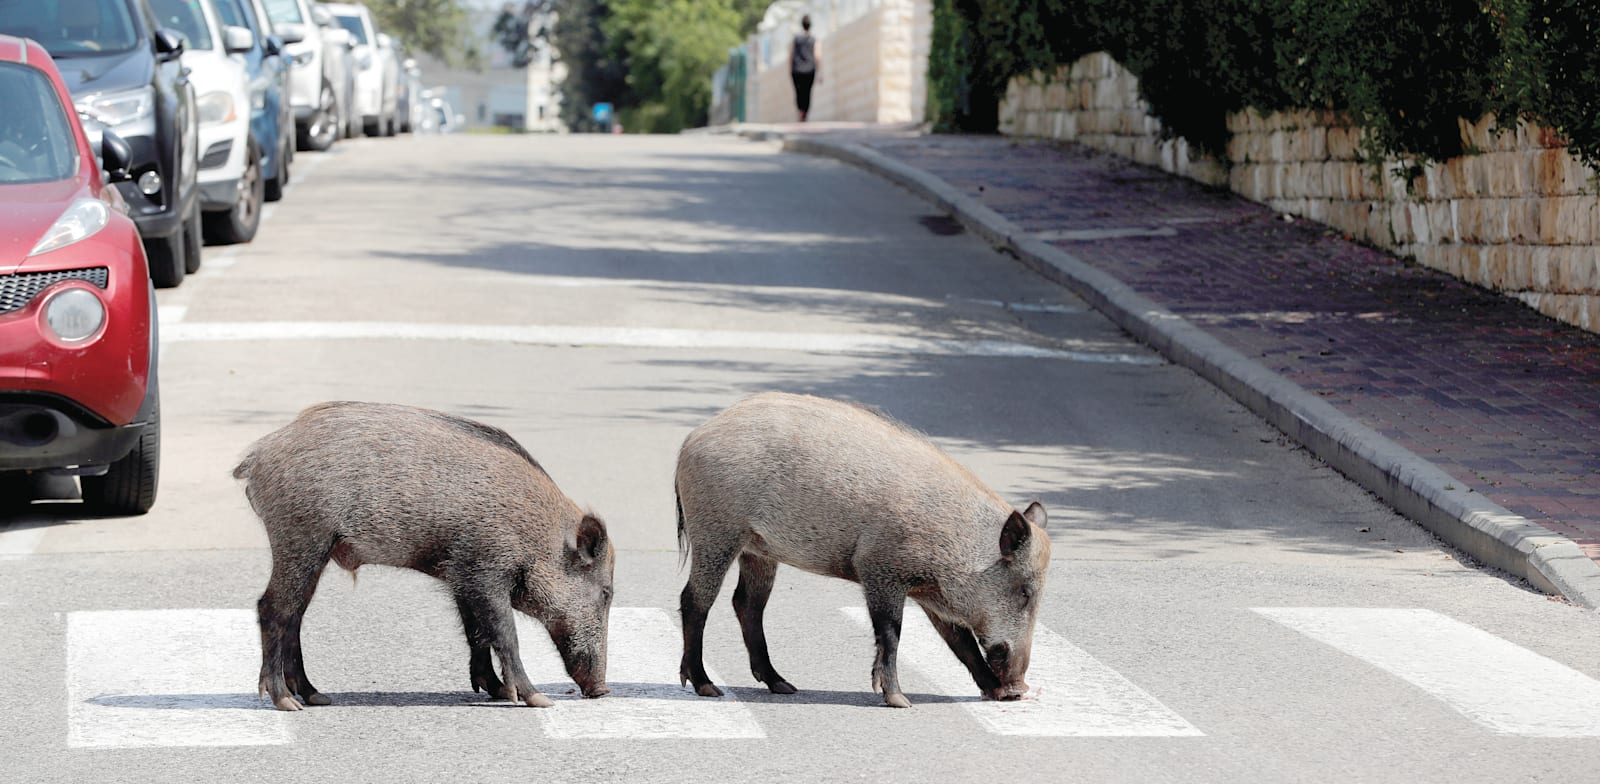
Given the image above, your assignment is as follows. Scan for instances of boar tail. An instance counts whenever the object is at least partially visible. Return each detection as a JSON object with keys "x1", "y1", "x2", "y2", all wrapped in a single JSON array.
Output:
[{"x1": 675, "y1": 488, "x2": 689, "y2": 570}]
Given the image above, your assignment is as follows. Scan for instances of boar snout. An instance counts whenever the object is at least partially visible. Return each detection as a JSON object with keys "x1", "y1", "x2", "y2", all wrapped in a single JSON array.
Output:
[{"x1": 982, "y1": 641, "x2": 1031, "y2": 701}]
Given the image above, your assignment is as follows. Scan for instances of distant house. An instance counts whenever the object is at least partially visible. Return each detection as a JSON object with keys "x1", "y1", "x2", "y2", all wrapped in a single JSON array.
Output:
[{"x1": 411, "y1": 3, "x2": 564, "y2": 132}]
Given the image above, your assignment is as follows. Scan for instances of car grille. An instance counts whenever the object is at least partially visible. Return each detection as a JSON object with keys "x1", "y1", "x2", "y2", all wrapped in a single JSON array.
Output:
[{"x1": 0, "y1": 268, "x2": 110, "y2": 315}]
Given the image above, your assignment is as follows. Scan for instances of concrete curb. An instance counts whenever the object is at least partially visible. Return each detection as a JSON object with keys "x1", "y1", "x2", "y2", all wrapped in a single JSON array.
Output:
[{"x1": 779, "y1": 133, "x2": 1600, "y2": 609}]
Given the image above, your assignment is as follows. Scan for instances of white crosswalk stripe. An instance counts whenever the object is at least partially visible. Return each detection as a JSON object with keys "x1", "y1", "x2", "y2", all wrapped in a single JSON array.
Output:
[
  {"x1": 66, "y1": 609, "x2": 290, "y2": 749},
  {"x1": 516, "y1": 607, "x2": 764, "y2": 739},
  {"x1": 1254, "y1": 607, "x2": 1600, "y2": 737},
  {"x1": 840, "y1": 607, "x2": 1203, "y2": 737}
]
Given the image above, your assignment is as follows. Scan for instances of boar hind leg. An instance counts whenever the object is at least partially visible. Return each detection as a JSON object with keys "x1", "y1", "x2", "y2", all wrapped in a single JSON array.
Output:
[
  {"x1": 454, "y1": 597, "x2": 509, "y2": 699},
  {"x1": 918, "y1": 605, "x2": 1003, "y2": 697},
  {"x1": 864, "y1": 580, "x2": 912, "y2": 708},
  {"x1": 679, "y1": 540, "x2": 740, "y2": 698},
  {"x1": 454, "y1": 585, "x2": 552, "y2": 708},
  {"x1": 258, "y1": 550, "x2": 331, "y2": 711},
  {"x1": 732, "y1": 553, "x2": 795, "y2": 694}
]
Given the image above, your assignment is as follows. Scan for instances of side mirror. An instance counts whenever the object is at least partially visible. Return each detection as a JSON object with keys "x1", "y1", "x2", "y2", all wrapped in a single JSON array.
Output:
[
  {"x1": 264, "y1": 34, "x2": 285, "y2": 57},
  {"x1": 102, "y1": 131, "x2": 133, "y2": 183},
  {"x1": 153, "y1": 28, "x2": 185, "y2": 61},
  {"x1": 223, "y1": 25, "x2": 254, "y2": 54},
  {"x1": 310, "y1": 5, "x2": 333, "y2": 26},
  {"x1": 376, "y1": 33, "x2": 392, "y2": 50},
  {"x1": 276, "y1": 22, "x2": 307, "y2": 45}
]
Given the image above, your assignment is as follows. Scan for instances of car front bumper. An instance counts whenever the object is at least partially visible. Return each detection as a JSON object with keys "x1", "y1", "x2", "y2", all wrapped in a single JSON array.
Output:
[{"x1": 0, "y1": 394, "x2": 146, "y2": 472}]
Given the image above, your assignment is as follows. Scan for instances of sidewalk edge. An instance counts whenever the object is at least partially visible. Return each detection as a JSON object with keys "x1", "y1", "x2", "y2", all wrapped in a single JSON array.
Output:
[{"x1": 781, "y1": 133, "x2": 1600, "y2": 609}]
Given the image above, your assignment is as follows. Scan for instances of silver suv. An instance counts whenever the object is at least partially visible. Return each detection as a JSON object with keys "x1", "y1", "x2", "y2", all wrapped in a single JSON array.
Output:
[{"x1": 261, "y1": 0, "x2": 354, "y2": 151}]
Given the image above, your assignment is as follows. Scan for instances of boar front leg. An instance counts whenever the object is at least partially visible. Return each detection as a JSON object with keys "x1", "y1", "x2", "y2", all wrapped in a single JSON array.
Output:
[
  {"x1": 863, "y1": 579, "x2": 912, "y2": 708},
  {"x1": 917, "y1": 604, "x2": 1004, "y2": 698},
  {"x1": 454, "y1": 584, "x2": 553, "y2": 708},
  {"x1": 732, "y1": 553, "x2": 796, "y2": 694},
  {"x1": 454, "y1": 596, "x2": 509, "y2": 699}
]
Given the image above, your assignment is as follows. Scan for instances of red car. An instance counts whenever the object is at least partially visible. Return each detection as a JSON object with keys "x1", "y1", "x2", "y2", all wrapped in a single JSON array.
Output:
[{"x1": 0, "y1": 34, "x2": 159, "y2": 515}]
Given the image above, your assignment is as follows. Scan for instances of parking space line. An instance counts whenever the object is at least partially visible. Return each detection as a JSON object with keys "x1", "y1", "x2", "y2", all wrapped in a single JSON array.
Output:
[
  {"x1": 1255, "y1": 607, "x2": 1600, "y2": 737},
  {"x1": 841, "y1": 607, "x2": 1203, "y2": 736},
  {"x1": 66, "y1": 609, "x2": 290, "y2": 748},
  {"x1": 161, "y1": 321, "x2": 1163, "y2": 364},
  {"x1": 515, "y1": 607, "x2": 764, "y2": 739}
]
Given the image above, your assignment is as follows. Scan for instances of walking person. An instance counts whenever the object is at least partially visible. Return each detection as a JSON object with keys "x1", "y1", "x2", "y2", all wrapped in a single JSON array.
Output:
[{"x1": 790, "y1": 15, "x2": 819, "y2": 122}]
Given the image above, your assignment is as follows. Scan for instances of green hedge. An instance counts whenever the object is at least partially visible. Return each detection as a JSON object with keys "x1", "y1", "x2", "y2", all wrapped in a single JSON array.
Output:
[{"x1": 930, "y1": 0, "x2": 1600, "y2": 170}]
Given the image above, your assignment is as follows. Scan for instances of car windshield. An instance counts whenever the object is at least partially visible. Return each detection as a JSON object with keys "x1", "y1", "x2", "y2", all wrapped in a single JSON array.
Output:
[
  {"x1": 0, "y1": 63, "x2": 79, "y2": 185},
  {"x1": 0, "y1": 0, "x2": 140, "y2": 57},
  {"x1": 206, "y1": 0, "x2": 251, "y2": 36},
  {"x1": 332, "y1": 13, "x2": 365, "y2": 44},
  {"x1": 261, "y1": 0, "x2": 300, "y2": 23},
  {"x1": 148, "y1": 0, "x2": 212, "y2": 50}
]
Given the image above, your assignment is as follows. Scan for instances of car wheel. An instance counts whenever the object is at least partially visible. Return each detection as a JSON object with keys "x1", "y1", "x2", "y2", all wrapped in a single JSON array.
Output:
[
  {"x1": 0, "y1": 472, "x2": 32, "y2": 512},
  {"x1": 302, "y1": 84, "x2": 339, "y2": 152},
  {"x1": 383, "y1": 111, "x2": 397, "y2": 137},
  {"x1": 263, "y1": 138, "x2": 287, "y2": 202},
  {"x1": 202, "y1": 142, "x2": 262, "y2": 245},
  {"x1": 81, "y1": 396, "x2": 160, "y2": 516},
  {"x1": 146, "y1": 230, "x2": 186, "y2": 288},
  {"x1": 182, "y1": 205, "x2": 203, "y2": 274}
]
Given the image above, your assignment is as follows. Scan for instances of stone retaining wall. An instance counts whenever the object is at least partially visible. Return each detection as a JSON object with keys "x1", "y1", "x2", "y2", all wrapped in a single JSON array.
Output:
[
  {"x1": 743, "y1": 0, "x2": 930, "y2": 125},
  {"x1": 1000, "y1": 52, "x2": 1600, "y2": 332}
]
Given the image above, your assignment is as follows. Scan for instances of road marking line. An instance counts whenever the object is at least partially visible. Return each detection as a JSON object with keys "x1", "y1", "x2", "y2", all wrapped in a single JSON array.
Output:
[
  {"x1": 515, "y1": 607, "x2": 764, "y2": 739},
  {"x1": 840, "y1": 607, "x2": 1202, "y2": 736},
  {"x1": 161, "y1": 321, "x2": 1162, "y2": 364},
  {"x1": 0, "y1": 523, "x2": 47, "y2": 559},
  {"x1": 66, "y1": 609, "x2": 289, "y2": 748},
  {"x1": 1254, "y1": 607, "x2": 1600, "y2": 737}
]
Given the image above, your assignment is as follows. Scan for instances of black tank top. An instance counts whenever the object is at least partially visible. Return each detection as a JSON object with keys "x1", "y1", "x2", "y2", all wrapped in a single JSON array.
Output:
[{"x1": 791, "y1": 34, "x2": 816, "y2": 74}]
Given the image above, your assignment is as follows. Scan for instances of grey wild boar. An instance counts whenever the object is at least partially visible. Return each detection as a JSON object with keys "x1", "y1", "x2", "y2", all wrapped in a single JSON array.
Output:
[
  {"x1": 675, "y1": 392, "x2": 1051, "y2": 708},
  {"x1": 233, "y1": 402, "x2": 614, "y2": 711}
]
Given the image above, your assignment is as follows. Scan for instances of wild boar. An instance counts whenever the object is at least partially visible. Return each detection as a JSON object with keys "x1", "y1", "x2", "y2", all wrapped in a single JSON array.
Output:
[
  {"x1": 233, "y1": 401, "x2": 614, "y2": 711},
  {"x1": 674, "y1": 392, "x2": 1051, "y2": 708}
]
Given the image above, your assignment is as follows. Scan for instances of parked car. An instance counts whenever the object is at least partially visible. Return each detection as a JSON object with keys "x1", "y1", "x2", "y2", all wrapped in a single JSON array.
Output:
[
  {"x1": 154, "y1": 0, "x2": 261, "y2": 245},
  {"x1": 262, "y1": 0, "x2": 349, "y2": 152},
  {"x1": 397, "y1": 56, "x2": 421, "y2": 133},
  {"x1": 324, "y1": 2, "x2": 398, "y2": 137},
  {"x1": 0, "y1": 0, "x2": 202, "y2": 289},
  {"x1": 205, "y1": 0, "x2": 294, "y2": 202},
  {"x1": 0, "y1": 35, "x2": 160, "y2": 514}
]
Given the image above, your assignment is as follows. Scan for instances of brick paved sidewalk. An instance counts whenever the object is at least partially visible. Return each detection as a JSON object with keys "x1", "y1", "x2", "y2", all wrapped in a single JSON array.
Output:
[{"x1": 859, "y1": 134, "x2": 1600, "y2": 562}]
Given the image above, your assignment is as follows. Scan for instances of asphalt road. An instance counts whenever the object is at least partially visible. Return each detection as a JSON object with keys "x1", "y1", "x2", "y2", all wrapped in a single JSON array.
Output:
[{"x1": 3, "y1": 134, "x2": 1599, "y2": 783}]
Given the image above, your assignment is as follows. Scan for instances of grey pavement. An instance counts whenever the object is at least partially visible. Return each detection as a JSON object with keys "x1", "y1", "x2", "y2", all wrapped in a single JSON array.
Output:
[{"x1": 1, "y1": 134, "x2": 1598, "y2": 783}]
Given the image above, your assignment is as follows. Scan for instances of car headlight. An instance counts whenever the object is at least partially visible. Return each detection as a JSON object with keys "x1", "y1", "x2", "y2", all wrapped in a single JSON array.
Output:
[
  {"x1": 44, "y1": 287, "x2": 107, "y2": 343},
  {"x1": 76, "y1": 86, "x2": 155, "y2": 129},
  {"x1": 29, "y1": 199, "x2": 110, "y2": 257},
  {"x1": 198, "y1": 90, "x2": 236, "y2": 125}
]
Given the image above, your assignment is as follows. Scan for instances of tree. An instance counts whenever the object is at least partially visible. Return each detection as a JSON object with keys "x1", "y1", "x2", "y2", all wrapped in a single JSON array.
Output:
[
  {"x1": 604, "y1": 0, "x2": 743, "y2": 132},
  {"x1": 363, "y1": 0, "x2": 478, "y2": 66},
  {"x1": 552, "y1": 0, "x2": 635, "y2": 129}
]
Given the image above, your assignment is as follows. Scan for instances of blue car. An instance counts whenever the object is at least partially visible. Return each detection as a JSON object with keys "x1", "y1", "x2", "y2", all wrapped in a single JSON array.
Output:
[{"x1": 205, "y1": 0, "x2": 294, "y2": 202}]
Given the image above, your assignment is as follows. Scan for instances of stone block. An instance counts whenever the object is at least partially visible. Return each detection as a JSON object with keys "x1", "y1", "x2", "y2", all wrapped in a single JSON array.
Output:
[
  {"x1": 1305, "y1": 198, "x2": 1329, "y2": 223},
  {"x1": 1267, "y1": 131, "x2": 1288, "y2": 161},
  {"x1": 1226, "y1": 111, "x2": 1251, "y2": 135},
  {"x1": 1044, "y1": 81, "x2": 1069, "y2": 109},
  {"x1": 1510, "y1": 198, "x2": 1541, "y2": 243},
  {"x1": 1537, "y1": 150, "x2": 1580, "y2": 195},
  {"x1": 1387, "y1": 202, "x2": 1412, "y2": 245}
]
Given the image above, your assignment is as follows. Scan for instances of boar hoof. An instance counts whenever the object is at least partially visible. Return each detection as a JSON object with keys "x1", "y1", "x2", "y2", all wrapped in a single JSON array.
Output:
[
  {"x1": 767, "y1": 680, "x2": 797, "y2": 695},
  {"x1": 271, "y1": 695, "x2": 304, "y2": 712},
  {"x1": 523, "y1": 691, "x2": 554, "y2": 708},
  {"x1": 883, "y1": 693, "x2": 912, "y2": 709},
  {"x1": 694, "y1": 683, "x2": 724, "y2": 698},
  {"x1": 303, "y1": 692, "x2": 332, "y2": 706},
  {"x1": 583, "y1": 685, "x2": 611, "y2": 699}
]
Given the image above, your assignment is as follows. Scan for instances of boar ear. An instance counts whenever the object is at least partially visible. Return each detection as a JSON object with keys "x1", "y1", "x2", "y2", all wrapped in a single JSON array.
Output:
[
  {"x1": 1000, "y1": 510, "x2": 1031, "y2": 562},
  {"x1": 1021, "y1": 501, "x2": 1047, "y2": 528},
  {"x1": 573, "y1": 513, "x2": 608, "y2": 567}
]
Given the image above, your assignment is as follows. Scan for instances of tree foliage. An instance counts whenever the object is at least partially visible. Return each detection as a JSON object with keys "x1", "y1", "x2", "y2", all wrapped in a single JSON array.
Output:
[{"x1": 362, "y1": 0, "x2": 479, "y2": 67}]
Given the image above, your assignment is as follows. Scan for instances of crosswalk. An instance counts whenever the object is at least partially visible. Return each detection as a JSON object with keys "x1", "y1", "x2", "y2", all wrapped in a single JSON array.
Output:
[{"x1": 58, "y1": 605, "x2": 1600, "y2": 749}]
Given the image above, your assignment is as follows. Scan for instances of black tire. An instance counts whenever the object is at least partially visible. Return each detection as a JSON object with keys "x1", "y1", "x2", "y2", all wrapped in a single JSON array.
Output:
[
  {"x1": 202, "y1": 142, "x2": 263, "y2": 245},
  {"x1": 145, "y1": 230, "x2": 186, "y2": 288},
  {"x1": 363, "y1": 117, "x2": 381, "y2": 137},
  {"x1": 0, "y1": 473, "x2": 32, "y2": 514},
  {"x1": 182, "y1": 205, "x2": 203, "y2": 274},
  {"x1": 263, "y1": 137, "x2": 286, "y2": 202},
  {"x1": 301, "y1": 83, "x2": 339, "y2": 152},
  {"x1": 81, "y1": 397, "x2": 160, "y2": 516},
  {"x1": 383, "y1": 111, "x2": 397, "y2": 137}
]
